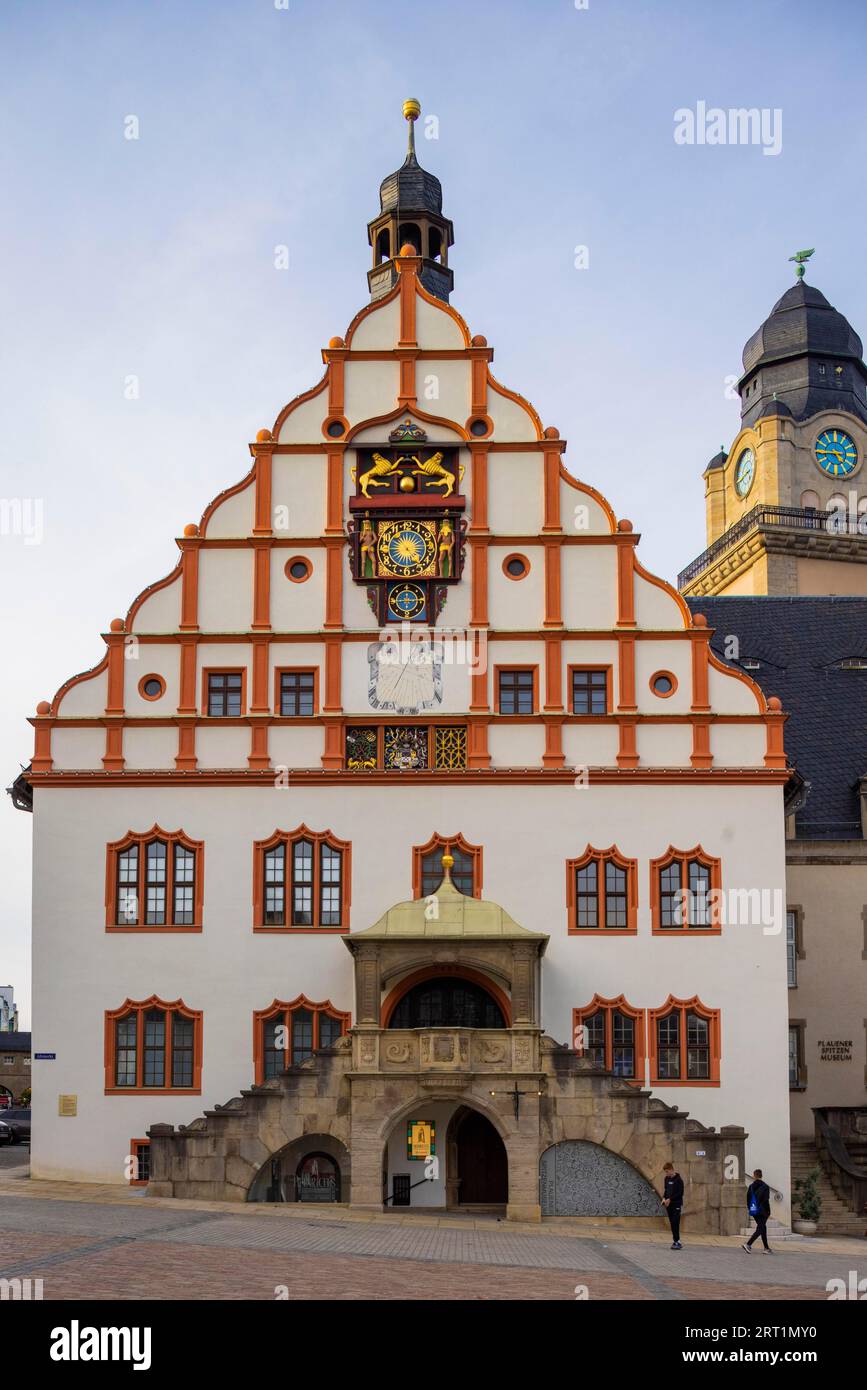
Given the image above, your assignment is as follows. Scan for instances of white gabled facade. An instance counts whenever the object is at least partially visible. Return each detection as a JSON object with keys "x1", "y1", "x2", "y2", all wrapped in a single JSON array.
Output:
[{"x1": 25, "y1": 109, "x2": 792, "y2": 1220}]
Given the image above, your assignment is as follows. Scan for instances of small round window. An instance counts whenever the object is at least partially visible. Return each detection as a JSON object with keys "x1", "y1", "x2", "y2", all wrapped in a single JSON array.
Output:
[
  {"x1": 286, "y1": 557, "x2": 312, "y2": 583},
  {"x1": 503, "y1": 553, "x2": 530, "y2": 580},
  {"x1": 469, "y1": 417, "x2": 488, "y2": 437},
  {"x1": 651, "y1": 671, "x2": 677, "y2": 697},
  {"x1": 139, "y1": 674, "x2": 166, "y2": 701},
  {"x1": 326, "y1": 420, "x2": 345, "y2": 438}
]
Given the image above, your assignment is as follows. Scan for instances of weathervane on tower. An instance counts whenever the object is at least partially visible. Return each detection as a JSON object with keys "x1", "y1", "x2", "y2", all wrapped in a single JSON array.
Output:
[{"x1": 788, "y1": 247, "x2": 815, "y2": 280}]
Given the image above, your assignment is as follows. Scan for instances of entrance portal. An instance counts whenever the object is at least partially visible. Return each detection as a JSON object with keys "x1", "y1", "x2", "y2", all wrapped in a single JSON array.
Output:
[{"x1": 448, "y1": 1107, "x2": 508, "y2": 1208}]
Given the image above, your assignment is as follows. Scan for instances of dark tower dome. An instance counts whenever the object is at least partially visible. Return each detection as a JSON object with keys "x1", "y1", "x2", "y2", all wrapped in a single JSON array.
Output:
[
  {"x1": 738, "y1": 268, "x2": 867, "y2": 427},
  {"x1": 367, "y1": 100, "x2": 454, "y2": 304}
]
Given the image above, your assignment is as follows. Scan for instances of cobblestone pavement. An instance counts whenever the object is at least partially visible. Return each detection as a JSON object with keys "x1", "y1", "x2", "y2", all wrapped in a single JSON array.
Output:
[{"x1": 0, "y1": 1186, "x2": 864, "y2": 1300}]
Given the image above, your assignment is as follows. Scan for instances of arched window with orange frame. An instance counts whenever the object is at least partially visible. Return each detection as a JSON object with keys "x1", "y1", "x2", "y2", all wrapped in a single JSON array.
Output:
[
  {"x1": 106, "y1": 827, "x2": 203, "y2": 930},
  {"x1": 650, "y1": 846, "x2": 721, "y2": 933},
  {"x1": 253, "y1": 826, "x2": 351, "y2": 931},
  {"x1": 573, "y1": 994, "x2": 645, "y2": 1082},
  {"x1": 648, "y1": 996, "x2": 720, "y2": 1085},
  {"x1": 105, "y1": 996, "x2": 202, "y2": 1094},
  {"x1": 566, "y1": 846, "x2": 637, "y2": 933},
  {"x1": 412, "y1": 833, "x2": 482, "y2": 899},
  {"x1": 253, "y1": 996, "x2": 351, "y2": 1082}
]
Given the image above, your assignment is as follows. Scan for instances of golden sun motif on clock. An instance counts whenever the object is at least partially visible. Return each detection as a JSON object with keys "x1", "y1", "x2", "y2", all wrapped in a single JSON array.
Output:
[{"x1": 376, "y1": 520, "x2": 437, "y2": 578}]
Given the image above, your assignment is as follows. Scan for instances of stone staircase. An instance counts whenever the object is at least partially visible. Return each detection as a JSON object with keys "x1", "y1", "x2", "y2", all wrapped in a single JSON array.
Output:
[{"x1": 790, "y1": 1137, "x2": 867, "y2": 1239}]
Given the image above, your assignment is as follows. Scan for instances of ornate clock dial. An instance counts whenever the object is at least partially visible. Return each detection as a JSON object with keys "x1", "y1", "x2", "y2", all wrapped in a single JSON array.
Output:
[
  {"x1": 815, "y1": 428, "x2": 857, "y2": 478},
  {"x1": 377, "y1": 520, "x2": 437, "y2": 578},
  {"x1": 734, "y1": 447, "x2": 755, "y2": 498}
]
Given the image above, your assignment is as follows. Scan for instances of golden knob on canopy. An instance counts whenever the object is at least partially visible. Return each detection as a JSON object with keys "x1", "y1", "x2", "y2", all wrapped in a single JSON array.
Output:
[{"x1": 403, "y1": 98, "x2": 421, "y2": 122}]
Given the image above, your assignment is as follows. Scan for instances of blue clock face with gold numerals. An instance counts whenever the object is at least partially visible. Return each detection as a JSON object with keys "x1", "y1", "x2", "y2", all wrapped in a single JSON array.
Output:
[
  {"x1": 376, "y1": 520, "x2": 437, "y2": 578},
  {"x1": 815, "y1": 429, "x2": 858, "y2": 478}
]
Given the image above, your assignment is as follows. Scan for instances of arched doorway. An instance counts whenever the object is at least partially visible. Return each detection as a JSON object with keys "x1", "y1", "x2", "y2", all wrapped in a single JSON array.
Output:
[
  {"x1": 447, "y1": 1106, "x2": 508, "y2": 1210},
  {"x1": 246, "y1": 1133, "x2": 349, "y2": 1203},
  {"x1": 539, "y1": 1141, "x2": 660, "y2": 1217},
  {"x1": 388, "y1": 977, "x2": 506, "y2": 1029}
]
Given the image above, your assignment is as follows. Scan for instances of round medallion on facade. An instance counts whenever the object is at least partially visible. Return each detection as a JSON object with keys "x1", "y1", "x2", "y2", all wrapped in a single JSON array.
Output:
[
  {"x1": 734, "y1": 447, "x2": 756, "y2": 498},
  {"x1": 387, "y1": 581, "x2": 426, "y2": 621},
  {"x1": 814, "y1": 428, "x2": 858, "y2": 478}
]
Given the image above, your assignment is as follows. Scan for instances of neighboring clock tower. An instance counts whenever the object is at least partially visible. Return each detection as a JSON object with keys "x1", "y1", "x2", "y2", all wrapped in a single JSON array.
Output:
[{"x1": 679, "y1": 258, "x2": 867, "y2": 597}]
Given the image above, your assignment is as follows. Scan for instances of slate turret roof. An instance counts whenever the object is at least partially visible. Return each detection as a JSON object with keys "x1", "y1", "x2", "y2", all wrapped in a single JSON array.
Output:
[{"x1": 686, "y1": 596, "x2": 867, "y2": 840}]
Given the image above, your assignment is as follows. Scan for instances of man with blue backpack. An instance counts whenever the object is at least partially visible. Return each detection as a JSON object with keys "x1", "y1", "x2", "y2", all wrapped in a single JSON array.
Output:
[{"x1": 742, "y1": 1168, "x2": 773, "y2": 1253}]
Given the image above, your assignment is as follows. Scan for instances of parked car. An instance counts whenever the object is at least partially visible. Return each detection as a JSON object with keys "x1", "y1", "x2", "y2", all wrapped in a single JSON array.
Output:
[
  {"x1": 0, "y1": 1109, "x2": 30, "y2": 1144},
  {"x1": 0, "y1": 1120, "x2": 11, "y2": 1145}
]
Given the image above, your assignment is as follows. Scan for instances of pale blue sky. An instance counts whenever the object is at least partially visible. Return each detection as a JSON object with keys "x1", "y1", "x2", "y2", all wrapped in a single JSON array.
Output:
[{"x1": 2, "y1": 0, "x2": 866, "y2": 1024}]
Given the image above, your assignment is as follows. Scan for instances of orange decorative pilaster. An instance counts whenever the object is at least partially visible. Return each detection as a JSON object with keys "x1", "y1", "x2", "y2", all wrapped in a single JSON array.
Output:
[
  {"x1": 327, "y1": 351, "x2": 345, "y2": 418},
  {"x1": 617, "y1": 635, "x2": 636, "y2": 712},
  {"x1": 617, "y1": 719, "x2": 639, "y2": 769},
  {"x1": 543, "y1": 636, "x2": 563, "y2": 712},
  {"x1": 31, "y1": 712, "x2": 53, "y2": 773},
  {"x1": 253, "y1": 446, "x2": 273, "y2": 536},
  {"x1": 324, "y1": 540, "x2": 344, "y2": 630},
  {"x1": 322, "y1": 721, "x2": 344, "y2": 771},
  {"x1": 469, "y1": 445, "x2": 488, "y2": 533},
  {"x1": 543, "y1": 719, "x2": 565, "y2": 770},
  {"x1": 467, "y1": 720, "x2": 491, "y2": 769},
  {"x1": 325, "y1": 449, "x2": 345, "y2": 535},
  {"x1": 397, "y1": 255, "x2": 418, "y2": 347},
  {"x1": 180, "y1": 540, "x2": 200, "y2": 632},
  {"x1": 248, "y1": 722, "x2": 270, "y2": 771},
  {"x1": 398, "y1": 354, "x2": 417, "y2": 408},
  {"x1": 470, "y1": 353, "x2": 488, "y2": 417},
  {"x1": 764, "y1": 697, "x2": 787, "y2": 769},
  {"x1": 105, "y1": 633, "x2": 125, "y2": 716},
  {"x1": 470, "y1": 538, "x2": 489, "y2": 627},
  {"x1": 470, "y1": 665, "x2": 489, "y2": 713},
  {"x1": 252, "y1": 541, "x2": 271, "y2": 631},
  {"x1": 102, "y1": 723, "x2": 124, "y2": 772},
  {"x1": 690, "y1": 719, "x2": 713, "y2": 770},
  {"x1": 543, "y1": 540, "x2": 562, "y2": 628},
  {"x1": 323, "y1": 638, "x2": 343, "y2": 714},
  {"x1": 175, "y1": 723, "x2": 197, "y2": 771},
  {"x1": 615, "y1": 525, "x2": 636, "y2": 627},
  {"x1": 251, "y1": 639, "x2": 270, "y2": 714},
  {"x1": 178, "y1": 638, "x2": 198, "y2": 716},
  {"x1": 543, "y1": 448, "x2": 562, "y2": 533},
  {"x1": 690, "y1": 617, "x2": 711, "y2": 712}
]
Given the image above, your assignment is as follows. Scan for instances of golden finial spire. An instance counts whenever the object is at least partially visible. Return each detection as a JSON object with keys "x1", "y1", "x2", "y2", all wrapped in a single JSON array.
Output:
[
  {"x1": 403, "y1": 98, "x2": 421, "y2": 157},
  {"x1": 441, "y1": 852, "x2": 454, "y2": 883}
]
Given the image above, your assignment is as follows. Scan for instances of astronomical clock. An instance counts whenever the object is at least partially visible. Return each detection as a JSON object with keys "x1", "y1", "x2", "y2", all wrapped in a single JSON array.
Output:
[{"x1": 348, "y1": 419, "x2": 466, "y2": 623}]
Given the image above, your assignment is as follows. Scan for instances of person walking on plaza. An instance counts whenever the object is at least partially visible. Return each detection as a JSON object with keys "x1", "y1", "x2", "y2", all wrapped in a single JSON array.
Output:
[
  {"x1": 661, "y1": 1161, "x2": 684, "y2": 1249},
  {"x1": 742, "y1": 1168, "x2": 773, "y2": 1253}
]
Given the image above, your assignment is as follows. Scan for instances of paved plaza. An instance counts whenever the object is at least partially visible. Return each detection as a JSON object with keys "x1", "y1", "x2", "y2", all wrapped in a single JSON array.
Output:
[{"x1": 0, "y1": 1151, "x2": 863, "y2": 1301}]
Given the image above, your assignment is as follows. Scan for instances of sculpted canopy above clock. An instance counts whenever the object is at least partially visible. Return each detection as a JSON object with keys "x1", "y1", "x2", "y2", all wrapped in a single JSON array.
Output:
[{"x1": 348, "y1": 419, "x2": 467, "y2": 624}]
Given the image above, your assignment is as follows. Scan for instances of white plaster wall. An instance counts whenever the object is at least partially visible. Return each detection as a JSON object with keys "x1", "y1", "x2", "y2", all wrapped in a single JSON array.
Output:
[
  {"x1": 197, "y1": 549, "x2": 252, "y2": 633},
  {"x1": 195, "y1": 726, "x2": 250, "y2": 770},
  {"x1": 711, "y1": 723, "x2": 767, "y2": 767},
  {"x1": 562, "y1": 547, "x2": 618, "y2": 629},
  {"x1": 125, "y1": 644, "x2": 180, "y2": 714},
  {"x1": 275, "y1": 379, "x2": 328, "y2": 444},
  {"x1": 51, "y1": 728, "x2": 105, "y2": 771},
  {"x1": 561, "y1": 724, "x2": 620, "y2": 768},
  {"x1": 486, "y1": 381, "x2": 539, "y2": 440},
  {"x1": 488, "y1": 548, "x2": 544, "y2": 629},
  {"x1": 708, "y1": 663, "x2": 762, "y2": 714},
  {"x1": 487, "y1": 724, "x2": 543, "y2": 767},
  {"x1": 132, "y1": 574, "x2": 182, "y2": 634},
  {"x1": 634, "y1": 640, "x2": 691, "y2": 713},
  {"x1": 344, "y1": 360, "x2": 398, "y2": 426},
  {"x1": 204, "y1": 478, "x2": 255, "y2": 538},
  {"x1": 636, "y1": 723, "x2": 692, "y2": 768},
  {"x1": 350, "y1": 296, "x2": 401, "y2": 351},
  {"x1": 416, "y1": 360, "x2": 469, "y2": 424},
  {"x1": 56, "y1": 664, "x2": 108, "y2": 716},
  {"x1": 559, "y1": 474, "x2": 612, "y2": 535},
  {"x1": 271, "y1": 455, "x2": 326, "y2": 538},
  {"x1": 634, "y1": 570, "x2": 686, "y2": 629},
  {"x1": 415, "y1": 294, "x2": 465, "y2": 351},
  {"x1": 269, "y1": 550, "x2": 325, "y2": 632},
  {"x1": 30, "y1": 780, "x2": 791, "y2": 1215},
  {"x1": 487, "y1": 454, "x2": 543, "y2": 534},
  {"x1": 268, "y1": 725, "x2": 322, "y2": 770},
  {"x1": 123, "y1": 727, "x2": 177, "y2": 771}
]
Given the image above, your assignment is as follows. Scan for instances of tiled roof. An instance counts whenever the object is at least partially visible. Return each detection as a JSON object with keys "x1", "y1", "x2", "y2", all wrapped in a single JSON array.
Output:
[
  {"x1": 0, "y1": 1032, "x2": 31, "y2": 1052},
  {"x1": 687, "y1": 596, "x2": 867, "y2": 840}
]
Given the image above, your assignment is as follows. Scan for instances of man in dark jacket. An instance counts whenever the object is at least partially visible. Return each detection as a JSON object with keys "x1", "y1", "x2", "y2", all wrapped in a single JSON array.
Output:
[
  {"x1": 662, "y1": 1161, "x2": 684, "y2": 1249},
  {"x1": 742, "y1": 1168, "x2": 773, "y2": 1252}
]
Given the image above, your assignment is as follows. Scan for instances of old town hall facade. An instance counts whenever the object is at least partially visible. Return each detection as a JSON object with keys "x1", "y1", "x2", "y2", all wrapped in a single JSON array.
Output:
[{"x1": 22, "y1": 104, "x2": 792, "y2": 1229}]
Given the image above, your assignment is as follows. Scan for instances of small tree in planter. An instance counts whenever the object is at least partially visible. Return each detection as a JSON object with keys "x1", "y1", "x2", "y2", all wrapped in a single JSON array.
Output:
[
  {"x1": 17, "y1": 1088, "x2": 31, "y2": 1107},
  {"x1": 793, "y1": 1168, "x2": 822, "y2": 1234}
]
